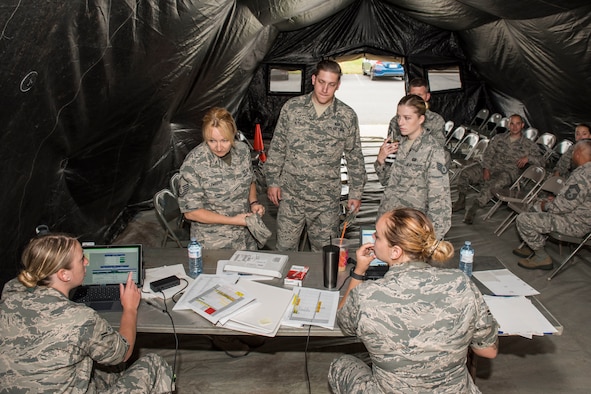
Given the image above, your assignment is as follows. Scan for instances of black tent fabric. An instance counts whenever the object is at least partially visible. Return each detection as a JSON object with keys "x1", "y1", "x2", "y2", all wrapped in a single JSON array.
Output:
[{"x1": 1, "y1": 0, "x2": 589, "y2": 286}]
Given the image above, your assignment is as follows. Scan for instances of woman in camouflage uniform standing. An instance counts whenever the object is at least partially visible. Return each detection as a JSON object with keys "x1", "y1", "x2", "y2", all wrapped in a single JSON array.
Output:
[
  {"x1": 329, "y1": 208, "x2": 498, "y2": 393},
  {"x1": 374, "y1": 94, "x2": 451, "y2": 239},
  {"x1": 0, "y1": 234, "x2": 174, "y2": 393},
  {"x1": 178, "y1": 107, "x2": 266, "y2": 250}
]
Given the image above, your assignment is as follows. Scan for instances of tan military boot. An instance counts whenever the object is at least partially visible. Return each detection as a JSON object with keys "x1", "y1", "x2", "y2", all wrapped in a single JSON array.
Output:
[
  {"x1": 513, "y1": 245, "x2": 534, "y2": 258},
  {"x1": 517, "y1": 255, "x2": 553, "y2": 270},
  {"x1": 452, "y1": 192, "x2": 466, "y2": 212}
]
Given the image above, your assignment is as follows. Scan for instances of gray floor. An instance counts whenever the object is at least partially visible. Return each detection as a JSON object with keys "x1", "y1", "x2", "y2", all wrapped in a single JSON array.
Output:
[{"x1": 115, "y1": 163, "x2": 591, "y2": 393}]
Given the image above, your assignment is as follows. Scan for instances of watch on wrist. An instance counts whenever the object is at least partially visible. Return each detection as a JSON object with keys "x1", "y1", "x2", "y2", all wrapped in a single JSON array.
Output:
[{"x1": 349, "y1": 267, "x2": 366, "y2": 281}]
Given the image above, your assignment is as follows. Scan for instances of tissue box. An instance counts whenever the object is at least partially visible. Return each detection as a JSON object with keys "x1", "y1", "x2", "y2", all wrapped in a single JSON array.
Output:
[{"x1": 283, "y1": 265, "x2": 309, "y2": 286}]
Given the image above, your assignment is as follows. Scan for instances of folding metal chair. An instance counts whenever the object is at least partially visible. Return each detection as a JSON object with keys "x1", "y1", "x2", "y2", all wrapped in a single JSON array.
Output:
[
  {"x1": 545, "y1": 139, "x2": 573, "y2": 165},
  {"x1": 444, "y1": 120, "x2": 455, "y2": 137},
  {"x1": 449, "y1": 138, "x2": 489, "y2": 183},
  {"x1": 169, "y1": 172, "x2": 181, "y2": 197},
  {"x1": 535, "y1": 133, "x2": 557, "y2": 163},
  {"x1": 480, "y1": 113, "x2": 503, "y2": 138},
  {"x1": 490, "y1": 117, "x2": 509, "y2": 136},
  {"x1": 482, "y1": 166, "x2": 546, "y2": 221},
  {"x1": 494, "y1": 175, "x2": 565, "y2": 236},
  {"x1": 547, "y1": 231, "x2": 591, "y2": 280},
  {"x1": 523, "y1": 127, "x2": 539, "y2": 142},
  {"x1": 466, "y1": 108, "x2": 489, "y2": 132},
  {"x1": 154, "y1": 188, "x2": 185, "y2": 248},
  {"x1": 450, "y1": 132, "x2": 479, "y2": 161},
  {"x1": 445, "y1": 126, "x2": 466, "y2": 151}
]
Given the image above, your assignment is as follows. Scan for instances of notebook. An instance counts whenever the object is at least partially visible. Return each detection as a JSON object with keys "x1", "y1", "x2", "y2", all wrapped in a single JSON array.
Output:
[
  {"x1": 359, "y1": 226, "x2": 389, "y2": 279},
  {"x1": 70, "y1": 244, "x2": 143, "y2": 311}
]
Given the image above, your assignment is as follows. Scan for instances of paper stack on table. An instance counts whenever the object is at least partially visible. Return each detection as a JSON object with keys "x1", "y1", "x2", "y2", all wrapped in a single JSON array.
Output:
[
  {"x1": 472, "y1": 268, "x2": 556, "y2": 338},
  {"x1": 222, "y1": 279, "x2": 294, "y2": 337},
  {"x1": 173, "y1": 274, "x2": 295, "y2": 336},
  {"x1": 222, "y1": 250, "x2": 288, "y2": 278},
  {"x1": 472, "y1": 269, "x2": 539, "y2": 296},
  {"x1": 216, "y1": 260, "x2": 274, "y2": 281},
  {"x1": 483, "y1": 295, "x2": 558, "y2": 338},
  {"x1": 281, "y1": 287, "x2": 339, "y2": 330}
]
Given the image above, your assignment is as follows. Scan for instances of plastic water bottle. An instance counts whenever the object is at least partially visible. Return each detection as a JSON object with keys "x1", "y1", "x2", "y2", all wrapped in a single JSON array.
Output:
[
  {"x1": 188, "y1": 238, "x2": 202, "y2": 278},
  {"x1": 459, "y1": 241, "x2": 474, "y2": 277}
]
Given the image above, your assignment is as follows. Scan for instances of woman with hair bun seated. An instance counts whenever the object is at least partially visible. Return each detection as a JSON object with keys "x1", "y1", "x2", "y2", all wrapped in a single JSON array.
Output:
[
  {"x1": 0, "y1": 234, "x2": 174, "y2": 393},
  {"x1": 329, "y1": 207, "x2": 498, "y2": 393}
]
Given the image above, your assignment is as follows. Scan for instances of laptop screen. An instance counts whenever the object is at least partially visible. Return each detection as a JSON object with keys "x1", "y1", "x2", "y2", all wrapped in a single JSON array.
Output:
[
  {"x1": 360, "y1": 227, "x2": 376, "y2": 245},
  {"x1": 82, "y1": 245, "x2": 142, "y2": 286},
  {"x1": 359, "y1": 226, "x2": 387, "y2": 267}
]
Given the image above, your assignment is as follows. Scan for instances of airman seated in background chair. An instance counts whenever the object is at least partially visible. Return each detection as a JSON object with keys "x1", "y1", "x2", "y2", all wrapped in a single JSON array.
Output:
[
  {"x1": 513, "y1": 140, "x2": 591, "y2": 270},
  {"x1": 552, "y1": 123, "x2": 591, "y2": 178},
  {"x1": 452, "y1": 114, "x2": 543, "y2": 224}
]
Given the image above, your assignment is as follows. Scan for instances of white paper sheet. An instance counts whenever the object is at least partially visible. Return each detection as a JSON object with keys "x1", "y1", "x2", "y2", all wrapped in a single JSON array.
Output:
[
  {"x1": 483, "y1": 295, "x2": 557, "y2": 338},
  {"x1": 216, "y1": 260, "x2": 274, "y2": 281},
  {"x1": 282, "y1": 287, "x2": 339, "y2": 330},
  {"x1": 473, "y1": 269, "x2": 539, "y2": 296},
  {"x1": 221, "y1": 280, "x2": 294, "y2": 337},
  {"x1": 142, "y1": 264, "x2": 193, "y2": 300}
]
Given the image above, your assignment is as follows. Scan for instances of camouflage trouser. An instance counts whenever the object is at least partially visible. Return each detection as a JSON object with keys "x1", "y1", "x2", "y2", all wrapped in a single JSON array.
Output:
[
  {"x1": 328, "y1": 355, "x2": 381, "y2": 394},
  {"x1": 456, "y1": 163, "x2": 513, "y2": 207},
  {"x1": 276, "y1": 196, "x2": 340, "y2": 252},
  {"x1": 516, "y1": 212, "x2": 589, "y2": 250},
  {"x1": 93, "y1": 353, "x2": 174, "y2": 394}
]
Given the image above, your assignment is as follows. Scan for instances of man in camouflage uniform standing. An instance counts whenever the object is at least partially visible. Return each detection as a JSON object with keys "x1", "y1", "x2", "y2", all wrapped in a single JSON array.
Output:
[
  {"x1": 453, "y1": 114, "x2": 543, "y2": 224},
  {"x1": 513, "y1": 140, "x2": 591, "y2": 269},
  {"x1": 265, "y1": 60, "x2": 367, "y2": 251}
]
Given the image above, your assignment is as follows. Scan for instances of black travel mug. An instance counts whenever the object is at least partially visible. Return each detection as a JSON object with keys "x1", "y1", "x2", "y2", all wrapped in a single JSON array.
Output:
[{"x1": 323, "y1": 244, "x2": 340, "y2": 289}]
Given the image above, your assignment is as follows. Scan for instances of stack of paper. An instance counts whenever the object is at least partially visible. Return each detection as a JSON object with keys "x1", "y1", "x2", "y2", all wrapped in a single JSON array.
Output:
[
  {"x1": 222, "y1": 250, "x2": 288, "y2": 278},
  {"x1": 472, "y1": 269, "x2": 557, "y2": 338},
  {"x1": 222, "y1": 280, "x2": 294, "y2": 337},
  {"x1": 216, "y1": 260, "x2": 274, "y2": 282},
  {"x1": 174, "y1": 274, "x2": 295, "y2": 337},
  {"x1": 472, "y1": 269, "x2": 539, "y2": 296},
  {"x1": 281, "y1": 287, "x2": 339, "y2": 330},
  {"x1": 483, "y1": 295, "x2": 558, "y2": 338}
]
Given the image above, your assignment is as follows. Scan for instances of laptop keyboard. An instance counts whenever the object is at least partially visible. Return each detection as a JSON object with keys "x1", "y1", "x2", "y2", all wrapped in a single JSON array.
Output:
[{"x1": 72, "y1": 286, "x2": 120, "y2": 303}]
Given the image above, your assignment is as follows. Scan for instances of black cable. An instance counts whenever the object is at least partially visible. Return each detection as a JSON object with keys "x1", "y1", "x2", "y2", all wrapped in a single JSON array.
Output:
[
  {"x1": 171, "y1": 278, "x2": 189, "y2": 303},
  {"x1": 159, "y1": 290, "x2": 179, "y2": 392},
  {"x1": 338, "y1": 275, "x2": 352, "y2": 292},
  {"x1": 304, "y1": 324, "x2": 312, "y2": 394}
]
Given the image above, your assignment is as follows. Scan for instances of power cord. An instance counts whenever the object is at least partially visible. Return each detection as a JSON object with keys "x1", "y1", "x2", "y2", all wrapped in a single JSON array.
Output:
[
  {"x1": 158, "y1": 290, "x2": 179, "y2": 393},
  {"x1": 140, "y1": 279, "x2": 187, "y2": 392},
  {"x1": 304, "y1": 324, "x2": 312, "y2": 394}
]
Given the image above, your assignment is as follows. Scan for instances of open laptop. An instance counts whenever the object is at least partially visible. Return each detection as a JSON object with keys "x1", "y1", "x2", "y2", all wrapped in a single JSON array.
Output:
[
  {"x1": 359, "y1": 226, "x2": 389, "y2": 279},
  {"x1": 70, "y1": 244, "x2": 143, "y2": 311}
]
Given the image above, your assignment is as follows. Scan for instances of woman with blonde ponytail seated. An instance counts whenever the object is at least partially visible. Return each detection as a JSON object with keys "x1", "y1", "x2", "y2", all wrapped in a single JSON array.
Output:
[
  {"x1": 329, "y1": 207, "x2": 499, "y2": 394},
  {"x1": 0, "y1": 233, "x2": 174, "y2": 393}
]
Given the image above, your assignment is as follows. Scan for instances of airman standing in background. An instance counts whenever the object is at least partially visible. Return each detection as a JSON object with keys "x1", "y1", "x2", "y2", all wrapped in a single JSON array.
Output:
[{"x1": 265, "y1": 59, "x2": 367, "y2": 252}]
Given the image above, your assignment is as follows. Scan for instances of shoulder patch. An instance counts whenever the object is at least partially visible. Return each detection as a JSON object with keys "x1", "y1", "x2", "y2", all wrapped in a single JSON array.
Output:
[
  {"x1": 178, "y1": 177, "x2": 190, "y2": 198},
  {"x1": 437, "y1": 162, "x2": 448, "y2": 174},
  {"x1": 564, "y1": 184, "x2": 580, "y2": 200}
]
